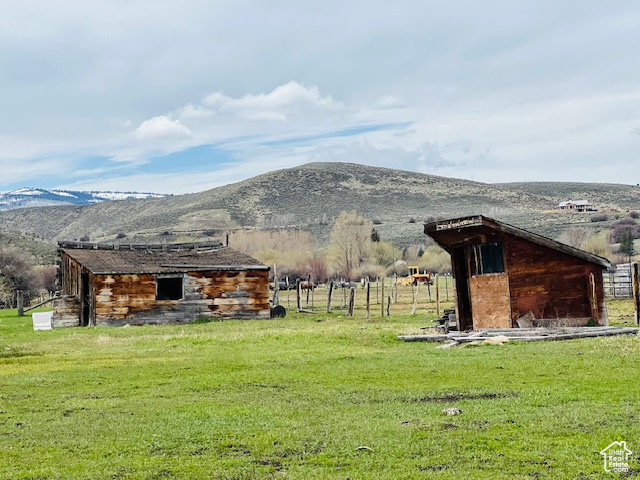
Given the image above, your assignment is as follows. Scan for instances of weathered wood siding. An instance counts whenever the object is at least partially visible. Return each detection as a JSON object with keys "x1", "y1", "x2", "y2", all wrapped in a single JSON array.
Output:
[
  {"x1": 60, "y1": 252, "x2": 83, "y2": 297},
  {"x1": 469, "y1": 273, "x2": 512, "y2": 329},
  {"x1": 93, "y1": 269, "x2": 270, "y2": 326},
  {"x1": 190, "y1": 270, "x2": 270, "y2": 319},
  {"x1": 505, "y1": 234, "x2": 607, "y2": 326},
  {"x1": 51, "y1": 295, "x2": 81, "y2": 328}
]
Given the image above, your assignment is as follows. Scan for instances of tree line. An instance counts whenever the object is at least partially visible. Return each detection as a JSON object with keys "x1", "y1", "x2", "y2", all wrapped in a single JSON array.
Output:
[{"x1": 231, "y1": 210, "x2": 451, "y2": 283}]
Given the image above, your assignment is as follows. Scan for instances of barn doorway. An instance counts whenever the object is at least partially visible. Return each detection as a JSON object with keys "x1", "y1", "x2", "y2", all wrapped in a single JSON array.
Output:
[
  {"x1": 81, "y1": 273, "x2": 90, "y2": 327},
  {"x1": 452, "y1": 247, "x2": 472, "y2": 330}
]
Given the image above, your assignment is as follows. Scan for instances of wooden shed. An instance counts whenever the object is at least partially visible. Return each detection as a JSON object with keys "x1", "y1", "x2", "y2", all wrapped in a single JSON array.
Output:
[
  {"x1": 53, "y1": 241, "x2": 270, "y2": 327},
  {"x1": 424, "y1": 216, "x2": 613, "y2": 330}
]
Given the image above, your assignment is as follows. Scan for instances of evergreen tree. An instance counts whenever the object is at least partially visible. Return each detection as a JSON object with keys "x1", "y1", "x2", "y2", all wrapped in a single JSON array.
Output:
[{"x1": 618, "y1": 230, "x2": 635, "y2": 256}]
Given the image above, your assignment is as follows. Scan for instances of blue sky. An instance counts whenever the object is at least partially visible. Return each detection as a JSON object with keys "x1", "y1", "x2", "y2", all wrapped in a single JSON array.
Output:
[{"x1": 1, "y1": 1, "x2": 639, "y2": 194}]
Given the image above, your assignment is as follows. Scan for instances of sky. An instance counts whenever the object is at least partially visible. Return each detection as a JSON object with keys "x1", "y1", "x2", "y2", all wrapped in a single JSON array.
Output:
[{"x1": 1, "y1": 1, "x2": 639, "y2": 194}]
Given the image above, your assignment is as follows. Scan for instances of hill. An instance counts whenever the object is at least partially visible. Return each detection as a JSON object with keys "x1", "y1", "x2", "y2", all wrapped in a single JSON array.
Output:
[
  {"x1": 0, "y1": 162, "x2": 637, "y2": 262},
  {"x1": 498, "y1": 182, "x2": 640, "y2": 211}
]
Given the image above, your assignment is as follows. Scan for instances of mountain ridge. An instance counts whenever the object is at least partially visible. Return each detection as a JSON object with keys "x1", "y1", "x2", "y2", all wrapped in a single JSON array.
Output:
[
  {"x1": 0, "y1": 162, "x2": 637, "y2": 263},
  {"x1": 0, "y1": 188, "x2": 169, "y2": 212}
]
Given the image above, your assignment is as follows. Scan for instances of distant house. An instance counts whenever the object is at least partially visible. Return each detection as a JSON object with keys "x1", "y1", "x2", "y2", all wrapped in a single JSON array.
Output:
[
  {"x1": 53, "y1": 241, "x2": 270, "y2": 327},
  {"x1": 424, "y1": 216, "x2": 612, "y2": 330},
  {"x1": 557, "y1": 200, "x2": 596, "y2": 212}
]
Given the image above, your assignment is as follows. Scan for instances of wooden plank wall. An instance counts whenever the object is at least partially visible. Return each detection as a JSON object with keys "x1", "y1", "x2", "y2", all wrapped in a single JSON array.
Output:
[
  {"x1": 93, "y1": 269, "x2": 270, "y2": 326},
  {"x1": 505, "y1": 234, "x2": 607, "y2": 326},
  {"x1": 51, "y1": 295, "x2": 81, "y2": 328},
  {"x1": 60, "y1": 252, "x2": 83, "y2": 297}
]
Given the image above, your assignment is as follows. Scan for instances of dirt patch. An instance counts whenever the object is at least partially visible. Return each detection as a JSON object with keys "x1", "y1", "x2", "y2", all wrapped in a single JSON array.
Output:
[
  {"x1": 418, "y1": 464, "x2": 449, "y2": 472},
  {"x1": 0, "y1": 349, "x2": 43, "y2": 359},
  {"x1": 412, "y1": 392, "x2": 517, "y2": 403},
  {"x1": 254, "y1": 459, "x2": 283, "y2": 469}
]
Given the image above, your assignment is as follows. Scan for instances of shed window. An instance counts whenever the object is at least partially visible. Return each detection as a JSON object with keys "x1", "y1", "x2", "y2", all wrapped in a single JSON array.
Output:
[
  {"x1": 471, "y1": 242, "x2": 505, "y2": 275},
  {"x1": 156, "y1": 276, "x2": 183, "y2": 300}
]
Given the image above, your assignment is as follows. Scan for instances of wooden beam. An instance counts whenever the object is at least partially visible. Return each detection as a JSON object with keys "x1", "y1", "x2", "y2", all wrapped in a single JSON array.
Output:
[{"x1": 398, "y1": 327, "x2": 638, "y2": 343}]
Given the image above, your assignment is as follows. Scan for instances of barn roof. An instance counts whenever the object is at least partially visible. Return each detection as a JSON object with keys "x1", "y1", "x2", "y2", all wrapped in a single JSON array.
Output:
[
  {"x1": 424, "y1": 215, "x2": 613, "y2": 269},
  {"x1": 58, "y1": 241, "x2": 267, "y2": 274}
]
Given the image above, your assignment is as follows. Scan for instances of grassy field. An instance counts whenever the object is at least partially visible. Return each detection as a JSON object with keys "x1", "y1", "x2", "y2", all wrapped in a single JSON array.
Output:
[{"x1": 1, "y1": 293, "x2": 639, "y2": 479}]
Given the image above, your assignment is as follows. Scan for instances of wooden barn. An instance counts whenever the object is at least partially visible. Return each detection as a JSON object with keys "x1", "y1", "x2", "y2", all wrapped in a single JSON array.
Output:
[
  {"x1": 424, "y1": 216, "x2": 613, "y2": 330},
  {"x1": 53, "y1": 241, "x2": 270, "y2": 327}
]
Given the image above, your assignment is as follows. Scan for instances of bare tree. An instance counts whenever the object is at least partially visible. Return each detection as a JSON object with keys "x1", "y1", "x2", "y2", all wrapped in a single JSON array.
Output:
[
  {"x1": 34, "y1": 265, "x2": 58, "y2": 292},
  {"x1": 0, "y1": 247, "x2": 38, "y2": 304},
  {"x1": 558, "y1": 227, "x2": 591, "y2": 249},
  {"x1": 328, "y1": 211, "x2": 373, "y2": 279}
]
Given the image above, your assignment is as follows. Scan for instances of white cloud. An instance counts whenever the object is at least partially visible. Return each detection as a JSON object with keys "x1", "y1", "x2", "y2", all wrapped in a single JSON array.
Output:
[
  {"x1": 243, "y1": 111, "x2": 288, "y2": 122},
  {"x1": 374, "y1": 95, "x2": 407, "y2": 109},
  {"x1": 201, "y1": 81, "x2": 344, "y2": 121},
  {"x1": 135, "y1": 116, "x2": 192, "y2": 140},
  {"x1": 178, "y1": 104, "x2": 215, "y2": 120}
]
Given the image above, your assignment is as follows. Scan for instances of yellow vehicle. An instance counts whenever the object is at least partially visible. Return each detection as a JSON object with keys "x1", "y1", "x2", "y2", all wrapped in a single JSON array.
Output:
[{"x1": 401, "y1": 266, "x2": 433, "y2": 286}]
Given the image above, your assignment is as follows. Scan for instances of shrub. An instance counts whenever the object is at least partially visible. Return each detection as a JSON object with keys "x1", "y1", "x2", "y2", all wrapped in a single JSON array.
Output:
[
  {"x1": 590, "y1": 214, "x2": 609, "y2": 223},
  {"x1": 79, "y1": 234, "x2": 90, "y2": 242},
  {"x1": 581, "y1": 233, "x2": 611, "y2": 258},
  {"x1": 408, "y1": 217, "x2": 416, "y2": 223},
  {"x1": 630, "y1": 211, "x2": 639, "y2": 219},
  {"x1": 160, "y1": 231, "x2": 172, "y2": 236},
  {"x1": 372, "y1": 219, "x2": 383, "y2": 225},
  {"x1": 609, "y1": 219, "x2": 640, "y2": 243},
  {"x1": 203, "y1": 229, "x2": 217, "y2": 237},
  {"x1": 307, "y1": 256, "x2": 328, "y2": 283},
  {"x1": 115, "y1": 232, "x2": 127, "y2": 239},
  {"x1": 558, "y1": 227, "x2": 591, "y2": 249}
]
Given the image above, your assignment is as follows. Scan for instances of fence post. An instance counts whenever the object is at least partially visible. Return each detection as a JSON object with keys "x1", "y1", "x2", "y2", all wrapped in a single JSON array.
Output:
[
  {"x1": 381, "y1": 277, "x2": 385, "y2": 317},
  {"x1": 272, "y1": 264, "x2": 279, "y2": 307},
  {"x1": 411, "y1": 283, "x2": 417, "y2": 315},
  {"x1": 366, "y1": 280, "x2": 370, "y2": 319},
  {"x1": 17, "y1": 290, "x2": 24, "y2": 317},
  {"x1": 327, "y1": 281, "x2": 334, "y2": 313},
  {"x1": 347, "y1": 287, "x2": 356, "y2": 317},
  {"x1": 394, "y1": 274, "x2": 398, "y2": 303},
  {"x1": 633, "y1": 263, "x2": 639, "y2": 325},
  {"x1": 445, "y1": 274, "x2": 449, "y2": 301},
  {"x1": 296, "y1": 279, "x2": 301, "y2": 311},
  {"x1": 435, "y1": 274, "x2": 440, "y2": 318}
]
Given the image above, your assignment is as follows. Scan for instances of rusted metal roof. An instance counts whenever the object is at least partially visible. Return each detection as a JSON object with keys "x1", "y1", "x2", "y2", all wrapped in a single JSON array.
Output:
[
  {"x1": 59, "y1": 243, "x2": 267, "y2": 274},
  {"x1": 424, "y1": 215, "x2": 613, "y2": 269}
]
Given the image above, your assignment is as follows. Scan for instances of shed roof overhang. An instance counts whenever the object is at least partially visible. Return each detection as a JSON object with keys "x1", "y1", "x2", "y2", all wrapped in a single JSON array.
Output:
[{"x1": 424, "y1": 215, "x2": 613, "y2": 269}]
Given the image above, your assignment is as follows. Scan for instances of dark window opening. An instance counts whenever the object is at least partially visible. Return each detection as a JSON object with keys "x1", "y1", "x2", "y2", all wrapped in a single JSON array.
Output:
[
  {"x1": 471, "y1": 242, "x2": 505, "y2": 275},
  {"x1": 156, "y1": 276, "x2": 183, "y2": 300}
]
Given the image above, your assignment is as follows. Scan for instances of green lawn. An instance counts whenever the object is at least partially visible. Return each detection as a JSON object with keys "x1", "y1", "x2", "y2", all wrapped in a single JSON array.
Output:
[{"x1": 1, "y1": 305, "x2": 639, "y2": 479}]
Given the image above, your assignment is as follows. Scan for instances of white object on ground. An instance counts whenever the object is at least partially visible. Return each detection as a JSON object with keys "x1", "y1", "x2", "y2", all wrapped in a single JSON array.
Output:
[{"x1": 32, "y1": 311, "x2": 53, "y2": 331}]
